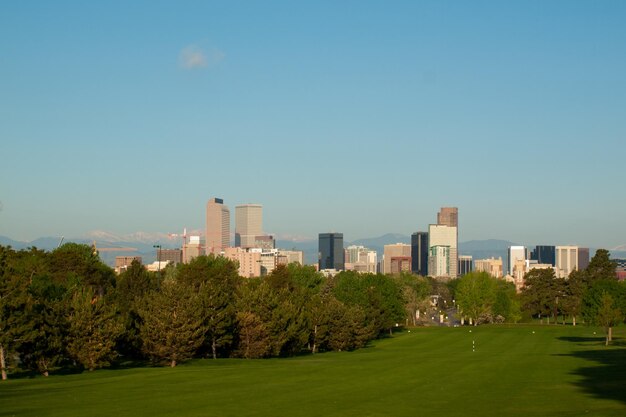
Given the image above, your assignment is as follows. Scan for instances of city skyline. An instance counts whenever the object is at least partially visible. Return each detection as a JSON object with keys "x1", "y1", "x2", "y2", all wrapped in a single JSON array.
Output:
[{"x1": 1, "y1": 2, "x2": 625, "y2": 248}]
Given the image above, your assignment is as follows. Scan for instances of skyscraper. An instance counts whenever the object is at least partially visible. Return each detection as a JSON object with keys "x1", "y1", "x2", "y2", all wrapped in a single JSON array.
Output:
[
  {"x1": 578, "y1": 248, "x2": 590, "y2": 270},
  {"x1": 437, "y1": 207, "x2": 458, "y2": 228},
  {"x1": 206, "y1": 198, "x2": 230, "y2": 254},
  {"x1": 411, "y1": 232, "x2": 429, "y2": 276},
  {"x1": 235, "y1": 204, "x2": 263, "y2": 248},
  {"x1": 319, "y1": 233, "x2": 344, "y2": 271},
  {"x1": 458, "y1": 255, "x2": 473, "y2": 276},
  {"x1": 428, "y1": 224, "x2": 458, "y2": 278},
  {"x1": 508, "y1": 246, "x2": 526, "y2": 276},
  {"x1": 530, "y1": 245, "x2": 556, "y2": 266},
  {"x1": 556, "y1": 246, "x2": 579, "y2": 278}
]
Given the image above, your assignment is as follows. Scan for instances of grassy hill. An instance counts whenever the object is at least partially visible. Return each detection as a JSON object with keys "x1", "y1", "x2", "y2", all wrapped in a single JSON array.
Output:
[{"x1": 2, "y1": 325, "x2": 626, "y2": 416}]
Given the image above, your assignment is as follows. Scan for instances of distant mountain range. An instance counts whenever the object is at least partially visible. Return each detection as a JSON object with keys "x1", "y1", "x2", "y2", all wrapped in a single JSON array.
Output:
[{"x1": 2, "y1": 233, "x2": 625, "y2": 268}]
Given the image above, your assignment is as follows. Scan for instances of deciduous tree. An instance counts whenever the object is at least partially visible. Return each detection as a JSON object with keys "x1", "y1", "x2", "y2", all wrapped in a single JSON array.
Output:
[{"x1": 456, "y1": 272, "x2": 496, "y2": 325}]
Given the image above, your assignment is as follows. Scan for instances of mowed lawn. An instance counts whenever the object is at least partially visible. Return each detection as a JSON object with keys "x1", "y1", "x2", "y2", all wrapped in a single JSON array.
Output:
[{"x1": 2, "y1": 325, "x2": 626, "y2": 417}]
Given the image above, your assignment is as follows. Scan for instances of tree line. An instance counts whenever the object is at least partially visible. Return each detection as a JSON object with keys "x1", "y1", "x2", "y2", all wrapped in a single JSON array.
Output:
[
  {"x1": 2, "y1": 243, "x2": 621, "y2": 379},
  {"x1": 448, "y1": 249, "x2": 625, "y2": 346},
  {"x1": 0, "y1": 243, "x2": 434, "y2": 379},
  {"x1": 519, "y1": 249, "x2": 625, "y2": 345}
]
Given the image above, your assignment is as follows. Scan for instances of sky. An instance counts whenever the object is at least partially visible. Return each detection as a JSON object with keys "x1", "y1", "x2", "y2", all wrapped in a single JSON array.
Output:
[{"x1": 1, "y1": 1, "x2": 625, "y2": 248}]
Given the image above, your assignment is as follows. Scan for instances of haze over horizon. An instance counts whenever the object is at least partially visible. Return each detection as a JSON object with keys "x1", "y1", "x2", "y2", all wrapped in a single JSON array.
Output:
[{"x1": 1, "y1": 1, "x2": 625, "y2": 248}]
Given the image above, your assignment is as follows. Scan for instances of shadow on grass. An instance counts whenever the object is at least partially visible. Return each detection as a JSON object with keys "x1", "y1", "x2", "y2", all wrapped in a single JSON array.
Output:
[
  {"x1": 557, "y1": 336, "x2": 626, "y2": 405},
  {"x1": 558, "y1": 336, "x2": 606, "y2": 344}
]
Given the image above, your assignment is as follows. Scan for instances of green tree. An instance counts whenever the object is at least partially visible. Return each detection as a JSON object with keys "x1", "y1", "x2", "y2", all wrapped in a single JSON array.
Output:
[
  {"x1": 561, "y1": 269, "x2": 587, "y2": 326},
  {"x1": 234, "y1": 311, "x2": 271, "y2": 359},
  {"x1": 21, "y1": 274, "x2": 67, "y2": 376},
  {"x1": 66, "y1": 289, "x2": 124, "y2": 371},
  {"x1": 234, "y1": 280, "x2": 273, "y2": 358},
  {"x1": 288, "y1": 263, "x2": 324, "y2": 291},
  {"x1": 455, "y1": 272, "x2": 496, "y2": 325},
  {"x1": 396, "y1": 273, "x2": 431, "y2": 326},
  {"x1": 138, "y1": 279, "x2": 207, "y2": 367},
  {"x1": 582, "y1": 280, "x2": 626, "y2": 345},
  {"x1": 492, "y1": 280, "x2": 521, "y2": 323},
  {"x1": 112, "y1": 260, "x2": 158, "y2": 358},
  {"x1": 325, "y1": 298, "x2": 371, "y2": 352},
  {"x1": 331, "y1": 272, "x2": 404, "y2": 336},
  {"x1": 177, "y1": 255, "x2": 240, "y2": 359},
  {"x1": 584, "y1": 249, "x2": 617, "y2": 283},
  {"x1": 596, "y1": 292, "x2": 623, "y2": 345},
  {"x1": 521, "y1": 268, "x2": 563, "y2": 322},
  {"x1": 48, "y1": 243, "x2": 115, "y2": 295},
  {"x1": 0, "y1": 246, "x2": 38, "y2": 380},
  {"x1": 235, "y1": 278, "x2": 309, "y2": 357}
]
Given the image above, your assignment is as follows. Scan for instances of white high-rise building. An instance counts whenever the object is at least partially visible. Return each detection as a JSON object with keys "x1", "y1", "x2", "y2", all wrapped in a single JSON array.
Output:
[
  {"x1": 428, "y1": 224, "x2": 458, "y2": 278},
  {"x1": 508, "y1": 246, "x2": 526, "y2": 276},
  {"x1": 235, "y1": 204, "x2": 263, "y2": 249},
  {"x1": 429, "y1": 246, "x2": 451, "y2": 277},
  {"x1": 206, "y1": 198, "x2": 230, "y2": 254},
  {"x1": 556, "y1": 246, "x2": 579, "y2": 278}
]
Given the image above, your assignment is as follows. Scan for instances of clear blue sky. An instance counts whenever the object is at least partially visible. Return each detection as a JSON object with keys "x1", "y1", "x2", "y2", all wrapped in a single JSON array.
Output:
[{"x1": 1, "y1": 1, "x2": 625, "y2": 248}]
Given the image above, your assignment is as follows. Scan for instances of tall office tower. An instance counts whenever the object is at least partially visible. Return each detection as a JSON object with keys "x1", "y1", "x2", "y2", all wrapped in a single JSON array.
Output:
[
  {"x1": 508, "y1": 246, "x2": 526, "y2": 276},
  {"x1": 428, "y1": 224, "x2": 458, "y2": 278},
  {"x1": 578, "y1": 248, "x2": 590, "y2": 270},
  {"x1": 530, "y1": 245, "x2": 556, "y2": 266},
  {"x1": 206, "y1": 198, "x2": 230, "y2": 254},
  {"x1": 437, "y1": 207, "x2": 458, "y2": 228},
  {"x1": 411, "y1": 232, "x2": 429, "y2": 276},
  {"x1": 458, "y1": 255, "x2": 473, "y2": 276},
  {"x1": 556, "y1": 246, "x2": 579, "y2": 278},
  {"x1": 383, "y1": 243, "x2": 412, "y2": 274},
  {"x1": 234, "y1": 204, "x2": 263, "y2": 248},
  {"x1": 319, "y1": 233, "x2": 344, "y2": 271}
]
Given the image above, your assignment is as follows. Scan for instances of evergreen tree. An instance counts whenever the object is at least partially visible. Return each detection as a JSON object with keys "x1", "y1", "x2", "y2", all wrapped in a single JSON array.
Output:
[
  {"x1": 21, "y1": 275, "x2": 67, "y2": 376},
  {"x1": 66, "y1": 289, "x2": 123, "y2": 371},
  {"x1": 234, "y1": 311, "x2": 271, "y2": 359},
  {"x1": 177, "y1": 255, "x2": 240, "y2": 359},
  {"x1": 521, "y1": 268, "x2": 562, "y2": 322},
  {"x1": 113, "y1": 260, "x2": 158, "y2": 358},
  {"x1": 584, "y1": 249, "x2": 618, "y2": 284},
  {"x1": 138, "y1": 280, "x2": 207, "y2": 367},
  {"x1": 48, "y1": 243, "x2": 116, "y2": 295},
  {"x1": 0, "y1": 246, "x2": 39, "y2": 380}
]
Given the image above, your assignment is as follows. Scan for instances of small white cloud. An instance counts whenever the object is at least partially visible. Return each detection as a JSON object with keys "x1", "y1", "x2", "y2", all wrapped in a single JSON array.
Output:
[{"x1": 179, "y1": 44, "x2": 224, "y2": 69}]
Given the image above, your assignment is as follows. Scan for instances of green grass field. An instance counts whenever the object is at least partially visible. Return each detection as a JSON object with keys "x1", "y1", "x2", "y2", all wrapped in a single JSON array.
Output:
[{"x1": 2, "y1": 325, "x2": 626, "y2": 417}]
